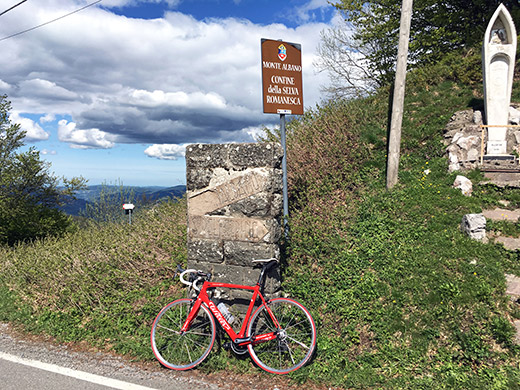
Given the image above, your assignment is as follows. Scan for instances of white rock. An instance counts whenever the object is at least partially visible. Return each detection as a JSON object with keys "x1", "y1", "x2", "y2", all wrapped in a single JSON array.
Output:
[
  {"x1": 453, "y1": 175, "x2": 473, "y2": 196},
  {"x1": 510, "y1": 106, "x2": 520, "y2": 125},
  {"x1": 461, "y1": 213, "x2": 486, "y2": 241}
]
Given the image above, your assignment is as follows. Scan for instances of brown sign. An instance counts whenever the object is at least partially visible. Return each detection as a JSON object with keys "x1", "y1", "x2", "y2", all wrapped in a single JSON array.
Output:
[{"x1": 261, "y1": 39, "x2": 303, "y2": 115}]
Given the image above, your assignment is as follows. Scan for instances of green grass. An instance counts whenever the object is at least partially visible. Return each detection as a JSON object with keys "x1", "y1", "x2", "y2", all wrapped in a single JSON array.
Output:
[
  {"x1": 0, "y1": 199, "x2": 188, "y2": 358},
  {"x1": 277, "y1": 48, "x2": 520, "y2": 388},
  {"x1": 1, "y1": 48, "x2": 520, "y2": 388}
]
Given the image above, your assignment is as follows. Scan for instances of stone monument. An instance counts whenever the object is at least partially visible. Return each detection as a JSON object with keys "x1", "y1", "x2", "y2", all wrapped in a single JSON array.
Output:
[
  {"x1": 185, "y1": 143, "x2": 283, "y2": 300},
  {"x1": 483, "y1": 3, "x2": 517, "y2": 156}
]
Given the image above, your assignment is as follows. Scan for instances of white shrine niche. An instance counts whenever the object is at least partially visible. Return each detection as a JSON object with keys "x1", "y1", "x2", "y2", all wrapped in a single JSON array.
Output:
[{"x1": 482, "y1": 4, "x2": 517, "y2": 156}]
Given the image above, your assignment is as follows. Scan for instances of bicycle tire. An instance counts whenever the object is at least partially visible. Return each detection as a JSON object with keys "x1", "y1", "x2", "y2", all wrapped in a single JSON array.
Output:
[
  {"x1": 247, "y1": 297, "x2": 316, "y2": 374},
  {"x1": 151, "y1": 298, "x2": 216, "y2": 370}
]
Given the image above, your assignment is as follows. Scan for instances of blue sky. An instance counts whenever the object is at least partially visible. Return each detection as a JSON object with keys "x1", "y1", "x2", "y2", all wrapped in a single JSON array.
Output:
[{"x1": 0, "y1": 0, "x2": 339, "y2": 186}]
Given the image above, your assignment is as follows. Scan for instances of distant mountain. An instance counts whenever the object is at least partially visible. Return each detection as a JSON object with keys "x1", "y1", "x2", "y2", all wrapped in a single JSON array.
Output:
[
  {"x1": 61, "y1": 185, "x2": 186, "y2": 216},
  {"x1": 60, "y1": 197, "x2": 89, "y2": 216}
]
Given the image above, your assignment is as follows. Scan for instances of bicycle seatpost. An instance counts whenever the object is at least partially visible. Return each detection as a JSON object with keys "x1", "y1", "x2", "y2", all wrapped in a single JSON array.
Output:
[{"x1": 256, "y1": 260, "x2": 278, "y2": 287}]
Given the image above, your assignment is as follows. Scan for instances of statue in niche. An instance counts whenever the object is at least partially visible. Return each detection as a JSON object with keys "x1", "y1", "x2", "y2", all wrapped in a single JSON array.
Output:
[{"x1": 491, "y1": 28, "x2": 507, "y2": 44}]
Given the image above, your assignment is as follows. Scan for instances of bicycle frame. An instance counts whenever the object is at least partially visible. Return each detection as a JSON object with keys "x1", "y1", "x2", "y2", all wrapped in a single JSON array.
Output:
[{"x1": 181, "y1": 281, "x2": 281, "y2": 346}]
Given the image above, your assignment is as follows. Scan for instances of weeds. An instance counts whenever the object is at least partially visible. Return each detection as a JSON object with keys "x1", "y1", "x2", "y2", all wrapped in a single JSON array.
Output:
[{"x1": 0, "y1": 199, "x2": 187, "y2": 358}]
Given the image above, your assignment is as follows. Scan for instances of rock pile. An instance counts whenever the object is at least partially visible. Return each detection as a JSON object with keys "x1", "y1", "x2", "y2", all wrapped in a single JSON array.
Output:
[{"x1": 444, "y1": 105, "x2": 520, "y2": 173}]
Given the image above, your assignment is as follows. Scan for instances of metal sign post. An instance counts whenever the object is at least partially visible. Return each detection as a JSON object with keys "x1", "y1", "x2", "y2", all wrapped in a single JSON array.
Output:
[
  {"x1": 123, "y1": 203, "x2": 135, "y2": 225},
  {"x1": 261, "y1": 38, "x2": 303, "y2": 237},
  {"x1": 280, "y1": 114, "x2": 289, "y2": 234}
]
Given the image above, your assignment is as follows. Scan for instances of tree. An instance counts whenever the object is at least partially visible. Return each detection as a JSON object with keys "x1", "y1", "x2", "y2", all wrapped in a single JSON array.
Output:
[
  {"x1": 315, "y1": 19, "x2": 382, "y2": 99},
  {"x1": 0, "y1": 95, "x2": 87, "y2": 246},
  {"x1": 329, "y1": 0, "x2": 520, "y2": 88}
]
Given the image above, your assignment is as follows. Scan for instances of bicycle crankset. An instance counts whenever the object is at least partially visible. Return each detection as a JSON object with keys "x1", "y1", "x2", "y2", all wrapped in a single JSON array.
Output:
[{"x1": 223, "y1": 341, "x2": 249, "y2": 355}]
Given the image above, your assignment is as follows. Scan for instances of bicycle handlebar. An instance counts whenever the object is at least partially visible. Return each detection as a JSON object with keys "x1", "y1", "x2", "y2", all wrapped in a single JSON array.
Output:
[
  {"x1": 176, "y1": 259, "x2": 278, "y2": 291},
  {"x1": 177, "y1": 266, "x2": 211, "y2": 292}
]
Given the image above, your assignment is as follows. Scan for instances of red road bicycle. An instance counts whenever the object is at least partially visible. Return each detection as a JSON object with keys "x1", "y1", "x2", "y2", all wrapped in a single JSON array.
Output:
[{"x1": 150, "y1": 259, "x2": 317, "y2": 374}]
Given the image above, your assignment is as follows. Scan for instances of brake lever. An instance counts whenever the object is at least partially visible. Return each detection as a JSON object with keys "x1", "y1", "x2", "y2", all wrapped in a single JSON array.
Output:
[{"x1": 174, "y1": 264, "x2": 185, "y2": 279}]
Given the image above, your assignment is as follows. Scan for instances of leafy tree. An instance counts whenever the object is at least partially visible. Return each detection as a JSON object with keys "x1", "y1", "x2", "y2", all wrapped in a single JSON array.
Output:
[
  {"x1": 329, "y1": 0, "x2": 520, "y2": 88},
  {"x1": 0, "y1": 95, "x2": 87, "y2": 246}
]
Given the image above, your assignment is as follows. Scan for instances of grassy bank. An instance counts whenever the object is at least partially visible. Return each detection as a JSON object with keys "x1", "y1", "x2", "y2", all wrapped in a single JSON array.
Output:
[
  {"x1": 1, "y1": 49, "x2": 520, "y2": 388},
  {"x1": 0, "y1": 199, "x2": 188, "y2": 357}
]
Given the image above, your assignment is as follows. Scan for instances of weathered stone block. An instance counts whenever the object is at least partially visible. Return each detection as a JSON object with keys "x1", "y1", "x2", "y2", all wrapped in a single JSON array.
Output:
[
  {"x1": 186, "y1": 168, "x2": 212, "y2": 191},
  {"x1": 186, "y1": 144, "x2": 227, "y2": 170},
  {"x1": 188, "y1": 170, "x2": 271, "y2": 216},
  {"x1": 461, "y1": 213, "x2": 486, "y2": 241},
  {"x1": 187, "y1": 261, "x2": 281, "y2": 297},
  {"x1": 228, "y1": 143, "x2": 283, "y2": 169},
  {"x1": 223, "y1": 241, "x2": 280, "y2": 267},
  {"x1": 225, "y1": 193, "x2": 273, "y2": 218},
  {"x1": 188, "y1": 215, "x2": 272, "y2": 243},
  {"x1": 187, "y1": 239, "x2": 223, "y2": 264}
]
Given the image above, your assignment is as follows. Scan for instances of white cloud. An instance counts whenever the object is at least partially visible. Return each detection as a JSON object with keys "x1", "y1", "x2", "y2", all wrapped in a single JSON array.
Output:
[
  {"x1": 40, "y1": 113, "x2": 56, "y2": 123},
  {"x1": 0, "y1": 79, "x2": 11, "y2": 91},
  {"x1": 10, "y1": 112, "x2": 49, "y2": 141},
  {"x1": 58, "y1": 119, "x2": 115, "y2": 149},
  {"x1": 128, "y1": 89, "x2": 227, "y2": 110},
  {"x1": 237, "y1": 125, "x2": 274, "y2": 141},
  {"x1": 0, "y1": 1, "x2": 332, "y2": 148},
  {"x1": 294, "y1": 0, "x2": 334, "y2": 23},
  {"x1": 144, "y1": 144, "x2": 186, "y2": 160},
  {"x1": 41, "y1": 149, "x2": 57, "y2": 155},
  {"x1": 19, "y1": 79, "x2": 78, "y2": 101}
]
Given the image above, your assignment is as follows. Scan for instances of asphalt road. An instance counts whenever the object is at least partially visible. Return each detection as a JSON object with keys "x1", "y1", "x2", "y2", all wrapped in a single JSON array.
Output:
[
  {"x1": 0, "y1": 323, "x2": 303, "y2": 390},
  {"x1": 0, "y1": 323, "x2": 221, "y2": 390},
  {"x1": 0, "y1": 356, "x2": 117, "y2": 390}
]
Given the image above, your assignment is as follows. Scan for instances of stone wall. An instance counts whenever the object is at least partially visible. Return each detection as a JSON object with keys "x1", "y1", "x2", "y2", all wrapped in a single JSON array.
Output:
[
  {"x1": 185, "y1": 143, "x2": 283, "y2": 299},
  {"x1": 444, "y1": 104, "x2": 520, "y2": 172}
]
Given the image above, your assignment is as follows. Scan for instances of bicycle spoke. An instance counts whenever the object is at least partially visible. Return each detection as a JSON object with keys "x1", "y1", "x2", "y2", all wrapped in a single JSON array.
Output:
[
  {"x1": 157, "y1": 324, "x2": 181, "y2": 334},
  {"x1": 184, "y1": 340, "x2": 193, "y2": 363},
  {"x1": 286, "y1": 335, "x2": 310, "y2": 350},
  {"x1": 151, "y1": 299, "x2": 215, "y2": 370},
  {"x1": 247, "y1": 298, "x2": 316, "y2": 374}
]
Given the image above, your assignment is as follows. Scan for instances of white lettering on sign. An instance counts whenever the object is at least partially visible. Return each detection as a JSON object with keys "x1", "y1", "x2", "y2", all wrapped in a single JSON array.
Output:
[
  {"x1": 266, "y1": 95, "x2": 302, "y2": 105},
  {"x1": 282, "y1": 63, "x2": 302, "y2": 72},
  {"x1": 270, "y1": 75, "x2": 295, "y2": 85},
  {"x1": 262, "y1": 61, "x2": 282, "y2": 70},
  {"x1": 282, "y1": 87, "x2": 299, "y2": 95},
  {"x1": 268, "y1": 84, "x2": 281, "y2": 94}
]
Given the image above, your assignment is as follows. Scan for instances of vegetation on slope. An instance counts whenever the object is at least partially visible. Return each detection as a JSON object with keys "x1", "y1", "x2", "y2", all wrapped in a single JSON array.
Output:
[
  {"x1": 280, "y1": 48, "x2": 520, "y2": 388},
  {"x1": 1, "y1": 49, "x2": 520, "y2": 389},
  {"x1": 0, "y1": 199, "x2": 187, "y2": 356}
]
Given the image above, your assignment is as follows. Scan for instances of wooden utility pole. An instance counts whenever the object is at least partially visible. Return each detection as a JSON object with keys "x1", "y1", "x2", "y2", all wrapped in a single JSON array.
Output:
[{"x1": 386, "y1": 0, "x2": 413, "y2": 189}]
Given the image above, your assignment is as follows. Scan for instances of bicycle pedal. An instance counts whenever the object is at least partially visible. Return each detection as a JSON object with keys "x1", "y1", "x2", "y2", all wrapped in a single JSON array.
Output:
[{"x1": 223, "y1": 342, "x2": 232, "y2": 350}]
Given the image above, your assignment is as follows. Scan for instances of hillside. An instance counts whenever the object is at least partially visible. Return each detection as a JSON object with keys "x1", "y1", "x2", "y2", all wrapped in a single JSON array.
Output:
[
  {"x1": 61, "y1": 185, "x2": 186, "y2": 216},
  {"x1": 1, "y1": 48, "x2": 520, "y2": 389}
]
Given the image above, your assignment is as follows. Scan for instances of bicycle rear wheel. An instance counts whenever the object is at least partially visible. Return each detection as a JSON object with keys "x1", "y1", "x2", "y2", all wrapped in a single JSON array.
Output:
[
  {"x1": 247, "y1": 297, "x2": 316, "y2": 374},
  {"x1": 151, "y1": 298, "x2": 216, "y2": 370}
]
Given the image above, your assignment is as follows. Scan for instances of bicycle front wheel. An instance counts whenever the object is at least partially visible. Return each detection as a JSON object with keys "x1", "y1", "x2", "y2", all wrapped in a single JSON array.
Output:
[
  {"x1": 247, "y1": 297, "x2": 316, "y2": 374},
  {"x1": 151, "y1": 298, "x2": 216, "y2": 370}
]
